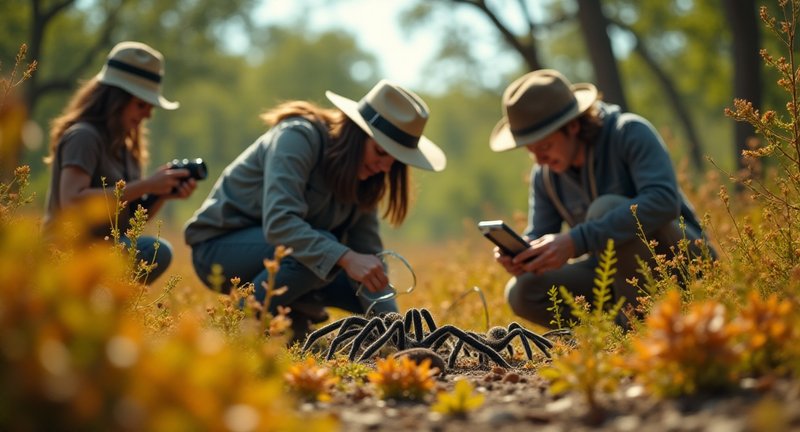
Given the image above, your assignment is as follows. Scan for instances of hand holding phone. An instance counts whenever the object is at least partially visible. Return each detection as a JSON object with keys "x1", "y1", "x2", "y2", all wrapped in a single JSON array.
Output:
[{"x1": 477, "y1": 220, "x2": 530, "y2": 257}]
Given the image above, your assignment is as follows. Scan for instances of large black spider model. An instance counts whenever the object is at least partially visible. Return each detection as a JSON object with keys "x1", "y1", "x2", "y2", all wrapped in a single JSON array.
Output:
[
  {"x1": 459, "y1": 323, "x2": 554, "y2": 366},
  {"x1": 301, "y1": 308, "x2": 556, "y2": 369},
  {"x1": 301, "y1": 308, "x2": 437, "y2": 360}
]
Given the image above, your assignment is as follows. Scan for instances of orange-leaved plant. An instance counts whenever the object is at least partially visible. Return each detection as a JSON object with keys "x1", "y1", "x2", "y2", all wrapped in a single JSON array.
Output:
[
  {"x1": 367, "y1": 356, "x2": 438, "y2": 401},
  {"x1": 626, "y1": 290, "x2": 742, "y2": 397},
  {"x1": 735, "y1": 291, "x2": 797, "y2": 376},
  {"x1": 284, "y1": 357, "x2": 340, "y2": 402}
]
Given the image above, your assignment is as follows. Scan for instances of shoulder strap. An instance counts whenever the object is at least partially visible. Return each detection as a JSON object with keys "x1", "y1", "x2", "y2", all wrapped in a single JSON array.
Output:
[
  {"x1": 542, "y1": 165, "x2": 577, "y2": 227},
  {"x1": 542, "y1": 136, "x2": 602, "y2": 228}
]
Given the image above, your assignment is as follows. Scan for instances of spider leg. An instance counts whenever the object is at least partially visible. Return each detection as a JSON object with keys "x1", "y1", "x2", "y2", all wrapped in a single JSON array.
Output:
[
  {"x1": 429, "y1": 332, "x2": 452, "y2": 352},
  {"x1": 301, "y1": 316, "x2": 363, "y2": 352},
  {"x1": 325, "y1": 328, "x2": 363, "y2": 360},
  {"x1": 346, "y1": 317, "x2": 389, "y2": 361},
  {"x1": 496, "y1": 328, "x2": 534, "y2": 360},
  {"x1": 508, "y1": 322, "x2": 553, "y2": 357},
  {"x1": 404, "y1": 308, "x2": 425, "y2": 342},
  {"x1": 419, "y1": 308, "x2": 438, "y2": 333},
  {"x1": 357, "y1": 320, "x2": 407, "y2": 362},
  {"x1": 466, "y1": 331, "x2": 489, "y2": 366},
  {"x1": 447, "y1": 339, "x2": 465, "y2": 369},
  {"x1": 421, "y1": 325, "x2": 511, "y2": 368}
]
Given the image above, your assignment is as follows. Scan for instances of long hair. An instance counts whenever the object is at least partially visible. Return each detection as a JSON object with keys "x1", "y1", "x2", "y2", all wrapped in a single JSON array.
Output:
[
  {"x1": 559, "y1": 100, "x2": 604, "y2": 145},
  {"x1": 45, "y1": 78, "x2": 149, "y2": 167},
  {"x1": 260, "y1": 100, "x2": 410, "y2": 225}
]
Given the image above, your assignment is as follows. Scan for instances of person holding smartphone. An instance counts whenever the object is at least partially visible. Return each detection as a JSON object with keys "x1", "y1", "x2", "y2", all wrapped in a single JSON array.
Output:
[{"x1": 488, "y1": 69, "x2": 714, "y2": 329}]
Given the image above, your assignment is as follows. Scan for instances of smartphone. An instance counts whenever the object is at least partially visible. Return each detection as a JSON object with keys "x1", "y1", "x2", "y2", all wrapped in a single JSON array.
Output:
[{"x1": 478, "y1": 220, "x2": 530, "y2": 257}]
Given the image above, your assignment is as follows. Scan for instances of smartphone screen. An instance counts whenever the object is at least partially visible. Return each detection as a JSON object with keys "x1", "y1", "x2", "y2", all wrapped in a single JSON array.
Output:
[{"x1": 478, "y1": 220, "x2": 530, "y2": 256}]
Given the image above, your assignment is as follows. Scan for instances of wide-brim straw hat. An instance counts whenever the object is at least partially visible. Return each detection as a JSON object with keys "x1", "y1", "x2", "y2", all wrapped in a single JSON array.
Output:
[
  {"x1": 96, "y1": 41, "x2": 179, "y2": 110},
  {"x1": 326, "y1": 80, "x2": 446, "y2": 172},
  {"x1": 490, "y1": 69, "x2": 597, "y2": 152}
]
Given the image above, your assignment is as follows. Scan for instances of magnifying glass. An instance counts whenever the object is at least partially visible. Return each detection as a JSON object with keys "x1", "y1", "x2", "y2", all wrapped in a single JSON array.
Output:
[{"x1": 355, "y1": 250, "x2": 416, "y2": 316}]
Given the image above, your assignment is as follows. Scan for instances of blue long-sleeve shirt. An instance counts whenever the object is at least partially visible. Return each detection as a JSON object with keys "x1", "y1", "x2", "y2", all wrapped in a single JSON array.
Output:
[{"x1": 526, "y1": 102, "x2": 704, "y2": 256}]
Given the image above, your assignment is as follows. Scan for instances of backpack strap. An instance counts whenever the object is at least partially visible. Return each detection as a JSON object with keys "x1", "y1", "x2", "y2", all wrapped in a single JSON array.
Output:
[
  {"x1": 541, "y1": 144, "x2": 597, "y2": 228},
  {"x1": 542, "y1": 164, "x2": 576, "y2": 227}
]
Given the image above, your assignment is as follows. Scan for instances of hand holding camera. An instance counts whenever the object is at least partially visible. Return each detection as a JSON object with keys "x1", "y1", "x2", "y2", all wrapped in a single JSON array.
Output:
[
  {"x1": 141, "y1": 158, "x2": 207, "y2": 207},
  {"x1": 166, "y1": 158, "x2": 207, "y2": 195},
  {"x1": 168, "y1": 158, "x2": 208, "y2": 181}
]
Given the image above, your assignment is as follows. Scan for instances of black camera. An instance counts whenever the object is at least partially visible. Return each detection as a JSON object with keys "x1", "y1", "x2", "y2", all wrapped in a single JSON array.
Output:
[{"x1": 169, "y1": 158, "x2": 208, "y2": 180}]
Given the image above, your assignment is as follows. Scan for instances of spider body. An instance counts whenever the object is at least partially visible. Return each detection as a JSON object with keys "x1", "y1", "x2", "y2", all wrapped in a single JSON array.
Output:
[
  {"x1": 357, "y1": 321, "x2": 513, "y2": 369},
  {"x1": 301, "y1": 308, "x2": 555, "y2": 370},
  {"x1": 462, "y1": 322, "x2": 554, "y2": 366}
]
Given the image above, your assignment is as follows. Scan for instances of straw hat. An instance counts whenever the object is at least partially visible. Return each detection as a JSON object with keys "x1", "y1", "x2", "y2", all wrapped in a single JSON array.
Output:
[
  {"x1": 326, "y1": 80, "x2": 446, "y2": 172},
  {"x1": 490, "y1": 69, "x2": 597, "y2": 152},
  {"x1": 96, "y1": 41, "x2": 179, "y2": 110}
]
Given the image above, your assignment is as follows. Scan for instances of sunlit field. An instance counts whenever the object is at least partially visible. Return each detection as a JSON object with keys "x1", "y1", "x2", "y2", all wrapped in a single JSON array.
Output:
[{"x1": 3, "y1": 4, "x2": 800, "y2": 430}]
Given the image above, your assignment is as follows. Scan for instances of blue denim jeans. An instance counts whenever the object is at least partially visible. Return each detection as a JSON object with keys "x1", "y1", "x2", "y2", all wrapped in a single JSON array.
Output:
[
  {"x1": 120, "y1": 235, "x2": 173, "y2": 284},
  {"x1": 190, "y1": 226, "x2": 398, "y2": 316}
]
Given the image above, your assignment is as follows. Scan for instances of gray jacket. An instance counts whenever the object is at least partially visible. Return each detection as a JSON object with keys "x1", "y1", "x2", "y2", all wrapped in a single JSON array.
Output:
[
  {"x1": 527, "y1": 102, "x2": 704, "y2": 256},
  {"x1": 184, "y1": 117, "x2": 382, "y2": 280}
]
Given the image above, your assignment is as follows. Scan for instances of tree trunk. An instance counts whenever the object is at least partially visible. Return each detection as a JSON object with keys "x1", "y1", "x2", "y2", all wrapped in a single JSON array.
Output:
[
  {"x1": 575, "y1": 0, "x2": 627, "y2": 111},
  {"x1": 722, "y1": 0, "x2": 762, "y2": 176}
]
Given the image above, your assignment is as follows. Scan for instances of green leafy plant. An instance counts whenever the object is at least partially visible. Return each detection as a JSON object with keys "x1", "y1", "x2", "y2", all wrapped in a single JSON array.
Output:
[
  {"x1": 539, "y1": 239, "x2": 627, "y2": 414},
  {"x1": 546, "y1": 284, "x2": 569, "y2": 328}
]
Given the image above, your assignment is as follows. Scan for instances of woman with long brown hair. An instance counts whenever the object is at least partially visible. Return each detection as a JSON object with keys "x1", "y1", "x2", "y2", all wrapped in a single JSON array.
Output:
[
  {"x1": 184, "y1": 80, "x2": 446, "y2": 339},
  {"x1": 44, "y1": 41, "x2": 197, "y2": 283}
]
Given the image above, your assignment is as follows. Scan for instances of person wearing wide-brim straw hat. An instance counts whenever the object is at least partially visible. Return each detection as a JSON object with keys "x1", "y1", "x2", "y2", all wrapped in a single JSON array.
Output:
[
  {"x1": 44, "y1": 41, "x2": 196, "y2": 284},
  {"x1": 184, "y1": 80, "x2": 447, "y2": 342},
  {"x1": 487, "y1": 69, "x2": 715, "y2": 329}
]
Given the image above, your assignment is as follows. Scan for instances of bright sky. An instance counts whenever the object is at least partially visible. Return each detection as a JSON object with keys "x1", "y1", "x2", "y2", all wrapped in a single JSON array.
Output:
[{"x1": 251, "y1": 0, "x2": 521, "y2": 92}]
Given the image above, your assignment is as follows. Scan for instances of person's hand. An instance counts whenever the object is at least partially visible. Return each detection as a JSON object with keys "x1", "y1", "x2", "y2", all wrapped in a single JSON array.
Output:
[
  {"x1": 494, "y1": 245, "x2": 527, "y2": 276},
  {"x1": 513, "y1": 233, "x2": 575, "y2": 275},
  {"x1": 146, "y1": 165, "x2": 193, "y2": 197},
  {"x1": 167, "y1": 176, "x2": 197, "y2": 200},
  {"x1": 337, "y1": 250, "x2": 389, "y2": 292}
]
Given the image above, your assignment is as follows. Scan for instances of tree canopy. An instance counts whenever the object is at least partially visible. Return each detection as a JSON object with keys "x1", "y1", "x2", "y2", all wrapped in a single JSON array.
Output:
[{"x1": 1, "y1": 0, "x2": 768, "y2": 241}]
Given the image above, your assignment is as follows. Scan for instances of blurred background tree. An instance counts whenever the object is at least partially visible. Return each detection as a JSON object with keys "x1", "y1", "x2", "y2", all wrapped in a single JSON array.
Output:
[{"x1": 0, "y1": 0, "x2": 775, "y2": 242}]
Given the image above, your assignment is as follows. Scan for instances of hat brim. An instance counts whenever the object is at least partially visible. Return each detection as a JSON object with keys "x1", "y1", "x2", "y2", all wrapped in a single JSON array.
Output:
[
  {"x1": 97, "y1": 71, "x2": 180, "y2": 110},
  {"x1": 489, "y1": 83, "x2": 597, "y2": 152},
  {"x1": 326, "y1": 91, "x2": 446, "y2": 172}
]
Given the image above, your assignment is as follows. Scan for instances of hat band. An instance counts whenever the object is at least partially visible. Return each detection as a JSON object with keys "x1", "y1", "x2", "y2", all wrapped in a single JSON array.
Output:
[
  {"x1": 358, "y1": 101, "x2": 419, "y2": 149},
  {"x1": 511, "y1": 99, "x2": 577, "y2": 138},
  {"x1": 107, "y1": 59, "x2": 161, "y2": 84}
]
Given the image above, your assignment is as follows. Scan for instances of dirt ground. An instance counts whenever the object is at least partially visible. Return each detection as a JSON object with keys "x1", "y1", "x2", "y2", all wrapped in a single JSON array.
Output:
[{"x1": 302, "y1": 362, "x2": 800, "y2": 432}]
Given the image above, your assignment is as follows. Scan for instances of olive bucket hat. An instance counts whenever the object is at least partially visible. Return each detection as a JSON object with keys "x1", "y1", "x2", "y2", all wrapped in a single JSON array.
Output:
[
  {"x1": 490, "y1": 69, "x2": 597, "y2": 152},
  {"x1": 96, "y1": 41, "x2": 179, "y2": 110},
  {"x1": 326, "y1": 80, "x2": 446, "y2": 172}
]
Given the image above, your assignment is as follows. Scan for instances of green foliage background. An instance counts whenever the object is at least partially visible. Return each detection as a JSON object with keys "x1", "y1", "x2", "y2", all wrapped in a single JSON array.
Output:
[{"x1": 1, "y1": 0, "x2": 780, "y2": 242}]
